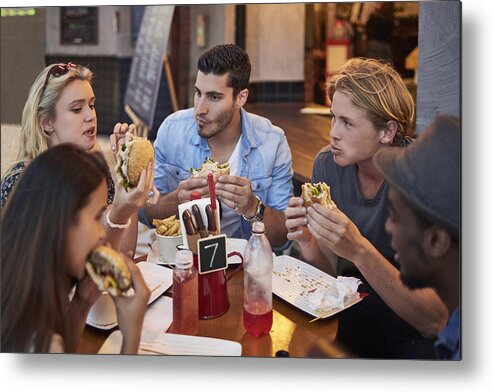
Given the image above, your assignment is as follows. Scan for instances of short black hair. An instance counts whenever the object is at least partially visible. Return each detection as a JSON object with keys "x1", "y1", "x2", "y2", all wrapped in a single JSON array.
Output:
[{"x1": 197, "y1": 44, "x2": 251, "y2": 97}]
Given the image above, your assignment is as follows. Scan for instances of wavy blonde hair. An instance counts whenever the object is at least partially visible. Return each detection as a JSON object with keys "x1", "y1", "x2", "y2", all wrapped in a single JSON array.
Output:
[
  {"x1": 326, "y1": 58, "x2": 415, "y2": 146},
  {"x1": 17, "y1": 64, "x2": 93, "y2": 161}
]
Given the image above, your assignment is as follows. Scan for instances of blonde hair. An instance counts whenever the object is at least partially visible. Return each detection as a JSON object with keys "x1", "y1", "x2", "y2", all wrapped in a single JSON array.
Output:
[
  {"x1": 17, "y1": 64, "x2": 93, "y2": 161},
  {"x1": 327, "y1": 58, "x2": 415, "y2": 146}
]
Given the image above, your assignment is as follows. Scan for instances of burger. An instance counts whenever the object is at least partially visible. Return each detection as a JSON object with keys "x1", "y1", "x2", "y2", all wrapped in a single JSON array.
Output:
[
  {"x1": 301, "y1": 182, "x2": 337, "y2": 210},
  {"x1": 190, "y1": 156, "x2": 230, "y2": 181},
  {"x1": 86, "y1": 245, "x2": 134, "y2": 297},
  {"x1": 115, "y1": 133, "x2": 154, "y2": 190}
]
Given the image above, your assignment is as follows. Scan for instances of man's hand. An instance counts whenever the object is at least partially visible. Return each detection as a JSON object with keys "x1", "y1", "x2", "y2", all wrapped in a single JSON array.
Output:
[
  {"x1": 215, "y1": 175, "x2": 257, "y2": 216},
  {"x1": 174, "y1": 177, "x2": 209, "y2": 204},
  {"x1": 306, "y1": 203, "x2": 365, "y2": 262},
  {"x1": 284, "y1": 196, "x2": 312, "y2": 243}
]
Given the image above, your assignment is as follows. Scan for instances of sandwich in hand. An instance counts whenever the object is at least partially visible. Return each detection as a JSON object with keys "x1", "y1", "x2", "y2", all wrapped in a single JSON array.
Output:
[
  {"x1": 115, "y1": 133, "x2": 154, "y2": 190},
  {"x1": 301, "y1": 182, "x2": 337, "y2": 210},
  {"x1": 190, "y1": 157, "x2": 230, "y2": 181},
  {"x1": 86, "y1": 245, "x2": 134, "y2": 297}
]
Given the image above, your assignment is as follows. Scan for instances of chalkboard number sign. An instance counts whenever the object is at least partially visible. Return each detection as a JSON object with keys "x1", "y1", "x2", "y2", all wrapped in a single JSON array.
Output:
[{"x1": 197, "y1": 235, "x2": 227, "y2": 275}]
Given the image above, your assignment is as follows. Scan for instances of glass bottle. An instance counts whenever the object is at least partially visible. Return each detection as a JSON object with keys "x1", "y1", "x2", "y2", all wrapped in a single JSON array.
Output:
[
  {"x1": 243, "y1": 221, "x2": 273, "y2": 337},
  {"x1": 172, "y1": 249, "x2": 198, "y2": 335}
]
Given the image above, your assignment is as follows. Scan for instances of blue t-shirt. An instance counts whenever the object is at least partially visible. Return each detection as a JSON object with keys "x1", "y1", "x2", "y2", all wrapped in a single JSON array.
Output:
[
  {"x1": 140, "y1": 107, "x2": 293, "y2": 245},
  {"x1": 435, "y1": 307, "x2": 461, "y2": 360},
  {"x1": 312, "y1": 147, "x2": 436, "y2": 358}
]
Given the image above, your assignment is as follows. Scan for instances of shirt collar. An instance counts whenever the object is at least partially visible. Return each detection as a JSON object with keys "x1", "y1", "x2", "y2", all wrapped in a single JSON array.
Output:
[{"x1": 239, "y1": 107, "x2": 261, "y2": 149}]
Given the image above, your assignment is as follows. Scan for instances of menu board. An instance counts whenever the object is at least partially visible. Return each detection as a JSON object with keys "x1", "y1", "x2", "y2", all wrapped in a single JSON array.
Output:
[{"x1": 124, "y1": 5, "x2": 175, "y2": 130}]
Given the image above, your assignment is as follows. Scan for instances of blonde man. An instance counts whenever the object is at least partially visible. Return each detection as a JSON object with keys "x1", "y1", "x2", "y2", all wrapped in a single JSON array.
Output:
[{"x1": 285, "y1": 58, "x2": 448, "y2": 358}]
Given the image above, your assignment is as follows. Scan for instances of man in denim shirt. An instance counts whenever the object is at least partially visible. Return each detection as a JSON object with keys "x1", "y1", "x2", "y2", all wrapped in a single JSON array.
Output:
[
  {"x1": 374, "y1": 115, "x2": 461, "y2": 360},
  {"x1": 141, "y1": 44, "x2": 293, "y2": 248}
]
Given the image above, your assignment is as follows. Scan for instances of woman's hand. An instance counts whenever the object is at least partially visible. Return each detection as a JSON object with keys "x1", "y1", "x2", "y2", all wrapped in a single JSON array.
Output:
[
  {"x1": 112, "y1": 257, "x2": 151, "y2": 354},
  {"x1": 111, "y1": 161, "x2": 157, "y2": 220},
  {"x1": 306, "y1": 203, "x2": 365, "y2": 262},
  {"x1": 285, "y1": 197, "x2": 312, "y2": 243},
  {"x1": 110, "y1": 123, "x2": 136, "y2": 157},
  {"x1": 72, "y1": 273, "x2": 101, "y2": 312},
  {"x1": 70, "y1": 273, "x2": 102, "y2": 344}
]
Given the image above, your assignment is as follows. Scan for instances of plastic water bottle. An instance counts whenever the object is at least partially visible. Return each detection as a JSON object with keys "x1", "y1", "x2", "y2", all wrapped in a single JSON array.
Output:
[
  {"x1": 172, "y1": 249, "x2": 198, "y2": 335},
  {"x1": 243, "y1": 221, "x2": 273, "y2": 337}
]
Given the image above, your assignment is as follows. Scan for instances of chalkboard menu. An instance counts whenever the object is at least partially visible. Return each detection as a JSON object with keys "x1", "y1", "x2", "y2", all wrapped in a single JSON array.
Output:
[
  {"x1": 124, "y1": 5, "x2": 175, "y2": 130},
  {"x1": 60, "y1": 7, "x2": 98, "y2": 45}
]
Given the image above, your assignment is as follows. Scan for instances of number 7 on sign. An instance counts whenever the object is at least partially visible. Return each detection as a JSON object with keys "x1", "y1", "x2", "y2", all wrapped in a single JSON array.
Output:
[{"x1": 204, "y1": 243, "x2": 219, "y2": 268}]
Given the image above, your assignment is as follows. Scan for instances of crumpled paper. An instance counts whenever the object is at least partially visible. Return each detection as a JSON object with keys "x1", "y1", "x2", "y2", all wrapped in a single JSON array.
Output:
[{"x1": 306, "y1": 276, "x2": 361, "y2": 313}]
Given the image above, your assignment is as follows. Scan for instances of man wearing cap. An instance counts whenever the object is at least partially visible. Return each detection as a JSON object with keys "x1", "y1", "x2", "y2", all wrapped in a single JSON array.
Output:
[{"x1": 374, "y1": 115, "x2": 461, "y2": 360}]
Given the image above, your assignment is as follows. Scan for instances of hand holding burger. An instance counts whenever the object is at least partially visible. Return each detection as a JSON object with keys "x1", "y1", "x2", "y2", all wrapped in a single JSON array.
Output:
[
  {"x1": 301, "y1": 182, "x2": 337, "y2": 210},
  {"x1": 86, "y1": 245, "x2": 134, "y2": 297},
  {"x1": 115, "y1": 133, "x2": 155, "y2": 191},
  {"x1": 190, "y1": 156, "x2": 230, "y2": 182},
  {"x1": 285, "y1": 182, "x2": 336, "y2": 244},
  {"x1": 86, "y1": 245, "x2": 151, "y2": 354}
]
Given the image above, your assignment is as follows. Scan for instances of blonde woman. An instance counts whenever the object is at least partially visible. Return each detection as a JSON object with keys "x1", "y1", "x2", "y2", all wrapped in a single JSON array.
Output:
[
  {"x1": 284, "y1": 58, "x2": 448, "y2": 358},
  {"x1": 1, "y1": 63, "x2": 157, "y2": 254}
]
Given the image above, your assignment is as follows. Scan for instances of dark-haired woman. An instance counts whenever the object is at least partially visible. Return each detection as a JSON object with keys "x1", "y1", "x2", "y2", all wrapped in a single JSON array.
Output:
[{"x1": 1, "y1": 144, "x2": 150, "y2": 353}]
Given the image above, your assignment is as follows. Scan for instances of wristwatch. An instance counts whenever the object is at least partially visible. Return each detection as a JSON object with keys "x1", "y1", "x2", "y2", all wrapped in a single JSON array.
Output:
[{"x1": 242, "y1": 196, "x2": 265, "y2": 224}]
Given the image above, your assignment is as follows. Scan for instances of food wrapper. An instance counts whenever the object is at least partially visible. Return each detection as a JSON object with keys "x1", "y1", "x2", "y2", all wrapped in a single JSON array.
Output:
[{"x1": 306, "y1": 276, "x2": 361, "y2": 313}]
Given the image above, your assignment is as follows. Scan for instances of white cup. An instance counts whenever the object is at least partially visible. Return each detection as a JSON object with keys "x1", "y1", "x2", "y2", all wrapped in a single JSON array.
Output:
[{"x1": 155, "y1": 231, "x2": 183, "y2": 264}]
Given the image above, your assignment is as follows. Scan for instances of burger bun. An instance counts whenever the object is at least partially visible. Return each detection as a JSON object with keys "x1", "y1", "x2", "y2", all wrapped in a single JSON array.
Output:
[{"x1": 86, "y1": 245, "x2": 134, "y2": 297}]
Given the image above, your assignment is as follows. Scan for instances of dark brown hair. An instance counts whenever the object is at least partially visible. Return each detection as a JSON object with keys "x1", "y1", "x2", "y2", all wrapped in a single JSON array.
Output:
[
  {"x1": 198, "y1": 44, "x2": 251, "y2": 97},
  {"x1": 1, "y1": 144, "x2": 108, "y2": 352}
]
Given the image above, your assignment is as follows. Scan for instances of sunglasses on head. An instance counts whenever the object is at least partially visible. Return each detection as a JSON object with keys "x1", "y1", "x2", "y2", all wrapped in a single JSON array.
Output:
[{"x1": 40, "y1": 62, "x2": 79, "y2": 96}]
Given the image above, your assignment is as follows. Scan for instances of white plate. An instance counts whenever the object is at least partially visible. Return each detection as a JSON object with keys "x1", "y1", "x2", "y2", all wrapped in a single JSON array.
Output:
[
  {"x1": 98, "y1": 330, "x2": 242, "y2": 356},
  {"x1": 272, "y1": 255, "x2": 364, "y2": 319},
  {"x1": 147, "y1": 238, "x2": 247, "y2": 265},
  {"x1": 86, "y1": 262, "x2": 173, "y2": 330}
]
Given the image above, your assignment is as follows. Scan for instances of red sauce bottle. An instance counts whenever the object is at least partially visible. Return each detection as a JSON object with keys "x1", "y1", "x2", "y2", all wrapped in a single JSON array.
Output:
[{"x1": 172, "y1": 249, "x2": 198, "y2": 335}]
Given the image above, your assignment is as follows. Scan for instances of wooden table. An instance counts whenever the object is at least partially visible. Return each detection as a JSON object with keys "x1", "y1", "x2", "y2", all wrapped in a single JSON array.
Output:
[
  {"x1": 245, "y1": 102, "x2": 332, "y2": 184},
  {"x1": 78, "y1": 264, "x2": 345, "y2": 358}
]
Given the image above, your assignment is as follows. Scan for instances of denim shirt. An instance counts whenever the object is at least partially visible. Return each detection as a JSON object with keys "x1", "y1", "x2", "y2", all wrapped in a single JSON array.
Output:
[
  {"x1": 140, "y1": 108, "x2": 293, "y2": 245},
  {"x1": 435, "y1": 307, "x2": 461, "y2": 360}
]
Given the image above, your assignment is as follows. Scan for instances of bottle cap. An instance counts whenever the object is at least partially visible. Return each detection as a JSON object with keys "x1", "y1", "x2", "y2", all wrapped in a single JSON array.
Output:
[
  {"x1": 190, "y1": 191, "x2": 202, "y2": 201},
  {"x1": 175, "y1": 249, "x2": 193, "y2": 268},
  {"x1": 251, "y1": 221, "x2": 265, "y2": 234}
]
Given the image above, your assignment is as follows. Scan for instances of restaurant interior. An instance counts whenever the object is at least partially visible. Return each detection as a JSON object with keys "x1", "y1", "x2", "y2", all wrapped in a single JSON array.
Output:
[
  {"x1": 1, "y1": 1, "x2": 462, "y2": 362},
  {"x1": 1, "y1": 2, "x2": 422, "y2": 184}
]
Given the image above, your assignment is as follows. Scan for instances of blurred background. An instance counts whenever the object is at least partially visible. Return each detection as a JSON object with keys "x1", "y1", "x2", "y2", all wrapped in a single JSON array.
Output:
[
  {"x1": 1, "y1": 1, "x2": 459, "y2": 190},
  {"x1": 1, "y1": 3, "x2": 420, "y2": 135}
]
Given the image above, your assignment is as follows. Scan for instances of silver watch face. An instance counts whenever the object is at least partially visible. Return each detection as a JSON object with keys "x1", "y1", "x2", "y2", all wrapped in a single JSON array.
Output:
[{"x1": 243, "y1": 197, "x2": 264, "y2": 223}]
